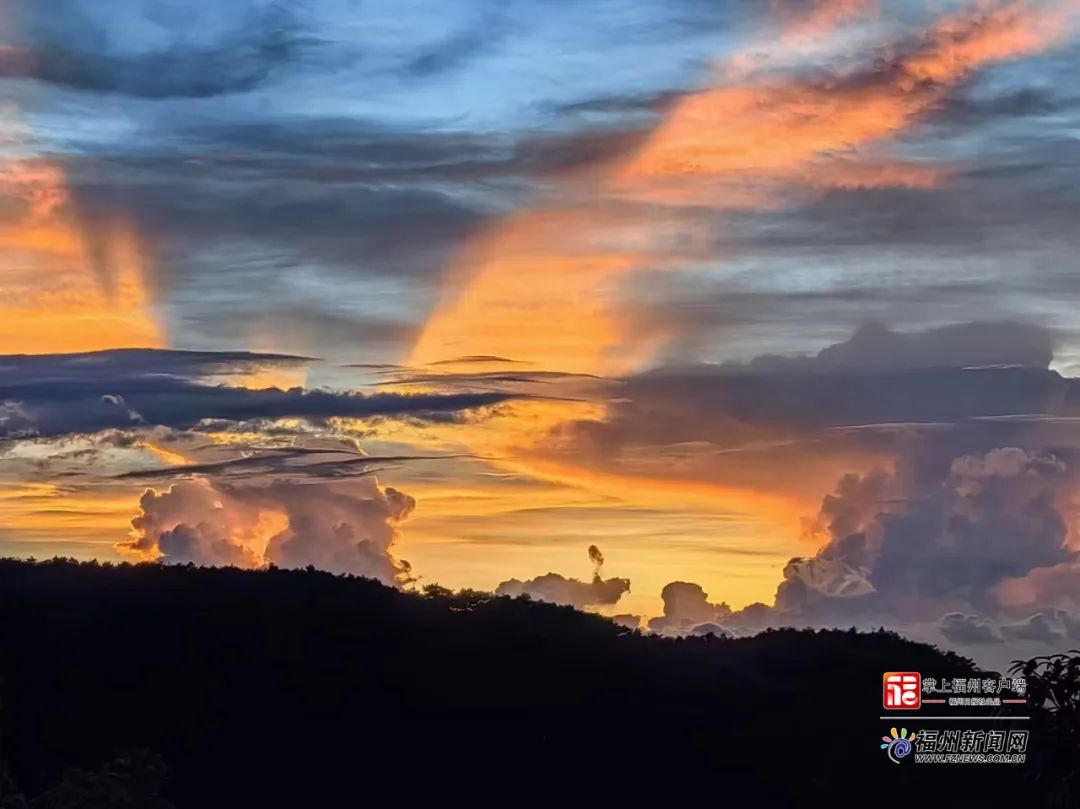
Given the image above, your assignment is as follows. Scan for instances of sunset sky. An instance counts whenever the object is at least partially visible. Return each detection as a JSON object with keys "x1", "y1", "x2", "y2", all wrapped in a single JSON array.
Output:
[{"x1": 4, "y1": 0, "x2": 1080, "y2": 665}]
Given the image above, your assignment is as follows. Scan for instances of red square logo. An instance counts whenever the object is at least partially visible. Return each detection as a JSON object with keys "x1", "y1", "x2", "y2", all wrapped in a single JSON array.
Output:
[{"x1": 883, "y1": 672, "x2": 921, "y2": 710}]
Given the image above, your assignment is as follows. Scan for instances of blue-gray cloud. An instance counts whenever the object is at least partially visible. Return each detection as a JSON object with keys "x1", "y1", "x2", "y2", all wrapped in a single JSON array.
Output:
[
  {"x1": 3, "y1": 2, "x2": 303, "y2": 98},
  {"x1": 8, "y1": 1, "x2": 1080, "y2": 370},
  {"x1": 555, "y1": 323, "x2": 1072, "y2": 467},
  {"x1": 0, "y1": 349, "x2": 518, "y2": 439}
]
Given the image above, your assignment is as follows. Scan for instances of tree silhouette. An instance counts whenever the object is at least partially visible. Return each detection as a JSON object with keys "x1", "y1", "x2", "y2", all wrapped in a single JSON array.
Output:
[
  {"x1": 1012, "y1": 650, "x2": 1080, "y2": 806},
  {"x1": 0, "y1": 558, "x2": 1074, "y2": 806}
]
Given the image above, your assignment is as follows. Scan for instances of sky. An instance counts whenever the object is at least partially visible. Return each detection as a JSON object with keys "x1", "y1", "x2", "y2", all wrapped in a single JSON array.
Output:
[{"x1": 4, "y1": 0, "x2": 1080, "y2": 668}]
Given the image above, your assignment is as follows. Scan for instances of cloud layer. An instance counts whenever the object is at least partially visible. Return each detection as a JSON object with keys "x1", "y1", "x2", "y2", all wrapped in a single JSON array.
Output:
[
  {"x1": 4, "y1": 0, "x2": 1080, "y2": 668},
  {"x1": 0, "y1": 349, "x2": 516, "y2": 439},
  {"x1": 544, "y1": 321, "x2": 1080, "y2": 658}
]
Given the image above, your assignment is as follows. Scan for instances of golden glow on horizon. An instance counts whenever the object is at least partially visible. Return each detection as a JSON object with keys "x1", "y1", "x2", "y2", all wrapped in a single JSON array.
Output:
[
  {"x1": 397, "y1": 457, "x2": 802, "y2": 617},
  {"x1": 0, "y1": 144, "x2": 164, "y2": 354},
  {"x1": 215, "y1": 364, "x2": 312, "y2": 392},
  {"x1": 0, "y1": 483, "x2": 138, "y2": 555}
]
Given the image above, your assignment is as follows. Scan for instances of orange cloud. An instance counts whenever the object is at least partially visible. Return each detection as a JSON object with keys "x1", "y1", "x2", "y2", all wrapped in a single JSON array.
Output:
[
  {"x1": 410, "y1": 204, "x2": 674, "y2": 374},
  {"x1": 137, "y1": 441, "x2": 194, "y2": 468},
  {"x1": 621, "y1": 1, "x2": 1070, "y2": 189},
  {"x1": 904, "y1": 0, "x2": 1074, "y2": 85},
  {"x1": 411, "y1": 1, "x2": 1073, "y2": 375}
]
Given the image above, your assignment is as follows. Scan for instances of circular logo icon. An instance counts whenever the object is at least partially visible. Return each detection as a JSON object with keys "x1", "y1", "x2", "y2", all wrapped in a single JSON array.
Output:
[
  {"x1": 886, "y1": 737, "x2": 913, "y2": 763},
  {"x1": 881, "y1": 728, "x2": 917, "y2": 763}
]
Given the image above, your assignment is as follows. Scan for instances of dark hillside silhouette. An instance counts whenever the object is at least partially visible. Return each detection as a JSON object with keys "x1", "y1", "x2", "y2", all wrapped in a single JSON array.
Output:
[{"x1": 0, "y1": 559, "x2": 1073, "y2": 806}]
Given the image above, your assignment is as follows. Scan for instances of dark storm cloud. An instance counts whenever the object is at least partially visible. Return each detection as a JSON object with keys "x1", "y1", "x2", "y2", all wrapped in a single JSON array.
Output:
[
  {"x1": 727, "y1": 321, "x2": 1054, "y2": 374},
  {"x1": 557, "y1": 323, "x2": 1068, "y2": 459},
  {"x1": 626, "y1": 277, "x2": 1013, "y2": 366},
  {"x1": 0, "y1": 349, "x2": 519, "y2": 439},
  {"x1": 0, "y1": 348, "x2": 313, "y2": 389}
]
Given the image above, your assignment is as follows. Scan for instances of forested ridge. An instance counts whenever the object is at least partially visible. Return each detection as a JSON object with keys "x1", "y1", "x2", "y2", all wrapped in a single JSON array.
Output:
[{"x1": 0, "y1": 559, "x2": 1075, "y2": 807}]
